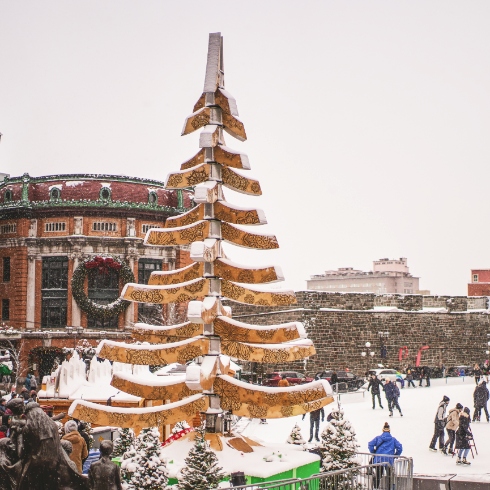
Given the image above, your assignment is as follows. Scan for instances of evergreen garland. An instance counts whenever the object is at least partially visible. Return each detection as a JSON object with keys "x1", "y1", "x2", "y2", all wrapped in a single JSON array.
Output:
[
  {"x1": 121, "y1": 427, "x2": 168, "y2": 490},
  {"x1": 177, "y1": 423, "x2": 226, "y2": 490},
  {"x1": 113, "y1": 427, "x2": 135, "y2": 457},
  {"x1": 318, "y1": 408, "x2": 360, "y2": 472},
  {"x1": 71, "y1": 255, "x2": 135, "y2": 320}
]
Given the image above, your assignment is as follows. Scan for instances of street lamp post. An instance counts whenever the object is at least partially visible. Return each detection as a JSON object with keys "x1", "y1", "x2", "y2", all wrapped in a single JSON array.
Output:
[{"x1": 361, "y1": 342, "x2": 375, "y2": 377}]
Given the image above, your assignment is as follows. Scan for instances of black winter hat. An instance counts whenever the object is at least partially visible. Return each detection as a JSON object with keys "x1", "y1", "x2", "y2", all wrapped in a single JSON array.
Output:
[
  {"x1": 443, "y1": 396, "x2": 450, "y2": 403},
  {"x1": 464, "y1": 407, "x2": 470, "y2": 415},
  {"x1": 456, "y1": 403, "x2": 463, "y2": 409}
]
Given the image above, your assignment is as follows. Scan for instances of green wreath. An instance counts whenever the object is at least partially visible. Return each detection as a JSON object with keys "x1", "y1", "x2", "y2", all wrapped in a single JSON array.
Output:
[{"x1": 71, "y1": 255, "x2": 135, "y2": 320}]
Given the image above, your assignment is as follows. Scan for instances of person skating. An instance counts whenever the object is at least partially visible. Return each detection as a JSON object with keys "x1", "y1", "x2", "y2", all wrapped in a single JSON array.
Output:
[
  {"x1": 302, "y1": 407, "x2": 325, "y2": 442},
  {"x1": 367, "y1": 374, "x2": 384, "y2": 409},
  {"x1": 368, "y1": 422, "x2": 403, "y2": 489},
  {"x1": 278, "y1": 375, "x2": 289, "y2": 387},
  {"x1": 384, "y1": 380, "x2": 402, "y2": 417},
  {"x1": 443, "y1": 403, "x2": 463, "y2": 455},
  {"x1": 406, "y1": 369, "x2": 416, "y2": 388},
  {"x1": 429, "y1": 395, "x2": 449, "y2": 452},
  {"x1": 473, "y1": 380, "x2": 489, "y2": 422},
  {"x1": 455, "y1": 407, "x2": 473, "y2": 465}
]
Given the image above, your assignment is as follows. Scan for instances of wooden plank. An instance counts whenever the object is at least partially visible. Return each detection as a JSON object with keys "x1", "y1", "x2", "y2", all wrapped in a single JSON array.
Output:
[
  {"x1": 221, "y1": 222, "x2": 278, "y2": 249},
  {"x1": 221, "y1": 339, "x2": 315, "y2": 363},
  {"x1": 165, "y1": 206, "x2": 203, "y2": 228},
  {"x1": 180, "y1": 148, "x2": 205, "y2": 170},
  {"x1": 214, "y1": 202, "x2": 266, "y2": 225},
  {"x1": 145, "y1": 221, "x2": 209, "y2": 246},
  {"x1": 222, "y1": 112, "x2": 247, "y2": 141},
  {"x1": 68, "y1": 395, "x2": 208, "y2": 431},
  {"x1": 97, "y1": 337, "x2": 209, "y2": 365},
  {"x1": 214, "y1": 145, "x2": 249, "y2": 169},
  {"x1": 110, "y1": 373, "x2": 200, "y2": 401},
  {"x1": 132, "y1": 322, "x2": 204, "y2": 343},
  {"x1": 203, "y1": 32, "x2": 222, "y2": 92},
  {"x1": 221, "y1": 166, "x2": 261, "y2": 195},
  {"x1": 221, "y1": 279, "x2": 296, "y2": 306},
  {"x1": 166, "y1": 163, "x2": 210, "y2": 189},
  {"x1": 215, "y1": 259, "x2": 283, "y2": 284},
  {"x1": 122, "y1": 278, "x2": 209, "y2": 304},
  {"x1": 213, "y1": 316, "x2": 300, "y2": 343},
  {"x1": 148, "y1": 262, "x2": 203, "y2": 285}
]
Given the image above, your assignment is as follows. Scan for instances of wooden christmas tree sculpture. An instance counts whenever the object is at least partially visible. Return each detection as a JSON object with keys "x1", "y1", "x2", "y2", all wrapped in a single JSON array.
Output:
[{"x1": 69, "y1": 33, "x2": 333, "y2": 435}]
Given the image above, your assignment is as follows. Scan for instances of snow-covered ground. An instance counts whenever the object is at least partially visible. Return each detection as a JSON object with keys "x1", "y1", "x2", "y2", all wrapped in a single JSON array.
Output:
[{"x1": 240, "y1": 376, "x2": 490, "y2": 477}]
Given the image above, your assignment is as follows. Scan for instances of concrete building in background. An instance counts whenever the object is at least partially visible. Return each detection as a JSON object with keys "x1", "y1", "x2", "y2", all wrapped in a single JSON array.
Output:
[
  {"x1": 468, "y1": 269, "x2": 490, "y2": 296},
  {"x1": 307, "y1": 257, "x2": 420, "y2": 294}
]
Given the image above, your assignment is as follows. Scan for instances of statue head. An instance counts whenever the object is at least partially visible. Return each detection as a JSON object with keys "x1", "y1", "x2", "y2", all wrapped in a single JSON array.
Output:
[
  {"x1": 99, "y1": 440, "x2": 114, "y2": 457},
  {"x1": 6, "y1": 398, "x2": 24, "y2": 416},
  {"x1": 60, "y1": 439, "x2": 73, "y2": 455}
]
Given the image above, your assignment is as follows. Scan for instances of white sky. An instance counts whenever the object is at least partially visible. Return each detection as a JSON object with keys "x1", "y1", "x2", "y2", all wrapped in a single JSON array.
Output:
[{"x1": 1, "y1": 1, "x2": 489, "y2": 295}]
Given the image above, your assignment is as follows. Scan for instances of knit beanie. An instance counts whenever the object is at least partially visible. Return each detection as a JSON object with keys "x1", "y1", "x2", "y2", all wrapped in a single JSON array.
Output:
[{"x1": 382, "y1": 422, "x2": 390, "y2": 432}]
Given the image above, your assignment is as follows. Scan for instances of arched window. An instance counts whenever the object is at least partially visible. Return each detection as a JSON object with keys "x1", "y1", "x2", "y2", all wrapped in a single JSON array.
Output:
[
  {"x1": 148, "y1": 191, "x2": 158, "y2": 205},
  {"x1": 100, "y1": 187, "x2": 111, "y2": 201},
  {"x1": 4, "y1": 190, "x2": 12, "y2": 202},
  {"x1": 50, "y1": 188, "x2": 61, "y2": 201}
]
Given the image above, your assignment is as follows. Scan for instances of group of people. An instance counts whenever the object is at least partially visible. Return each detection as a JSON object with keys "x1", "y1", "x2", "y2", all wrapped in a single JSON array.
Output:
[
  {"x1": 429, "y1": 395, "x2": 477, "y2": 465},
  {"x1": 367, "y1": 375, "x2": 403, "y2": 417}
]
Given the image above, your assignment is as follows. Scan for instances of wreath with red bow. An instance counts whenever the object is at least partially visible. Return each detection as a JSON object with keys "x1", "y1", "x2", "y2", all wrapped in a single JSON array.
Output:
[{"x1": 71, "y1": 255, "x2": 135, "y2": 320}]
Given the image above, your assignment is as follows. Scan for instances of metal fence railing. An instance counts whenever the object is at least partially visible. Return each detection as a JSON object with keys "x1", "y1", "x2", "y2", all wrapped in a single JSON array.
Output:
[{"x1": 226, "y1": 452, "x2": 413, "y2": 490}]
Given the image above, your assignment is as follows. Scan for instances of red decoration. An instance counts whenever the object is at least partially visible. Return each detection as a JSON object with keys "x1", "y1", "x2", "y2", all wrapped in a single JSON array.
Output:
[
  {"x1": 84, "y1": 256, "x2": 122, "y2": 274},
  {"x1": 162, "y1": 427, "x2": 194, "y2": 447},
  {"x1": 415, "y1": 345, "x2": 430, "y2": 367},
  {"x1": 398, "y1": 346, "x2": 409, "y2": 362}
]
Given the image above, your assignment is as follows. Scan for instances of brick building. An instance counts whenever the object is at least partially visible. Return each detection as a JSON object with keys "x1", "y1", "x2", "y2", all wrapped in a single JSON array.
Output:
[
  {"x1": 307, "y1": 257, "x2": 420, "y2": 294},
  {"x1": 0, "y1": 173, "x2": 193, "y2": 378},
  {"x1": 468, "y1": 269, "x2": 490, "y2": 296}
]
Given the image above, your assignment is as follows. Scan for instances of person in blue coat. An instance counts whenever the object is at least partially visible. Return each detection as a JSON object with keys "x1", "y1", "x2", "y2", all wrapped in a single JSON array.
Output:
[{"x1": 368, "y1": 422, "x2": 403, "y2": 488}]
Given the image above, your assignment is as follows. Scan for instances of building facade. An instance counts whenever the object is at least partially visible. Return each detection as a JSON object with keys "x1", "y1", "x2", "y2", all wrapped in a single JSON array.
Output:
[
  {"x1": 0, "y1": 173, "x2": 193, "y2": 334},
  {"x1": 306, "y1": 257, "x2": 420, "y2": 294},
  {"x1": 468, "y1": 269, "x2": 490, "y2": 296}
]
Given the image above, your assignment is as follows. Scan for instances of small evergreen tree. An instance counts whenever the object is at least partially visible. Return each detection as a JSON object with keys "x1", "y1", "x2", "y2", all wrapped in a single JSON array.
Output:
[
  {"x1": 121, "y1": 427, "x2": 168, "y2": 490},
  {"x1": 113, "y1": 427, "x2": 135, "y2": 457},
  {"x1": 287, "y1": 423, "x2": 306, "y2": 444},
  {"x1": 318, "y1": 408, "x2": 359, "y2": 472},
  {"x1": 177, "y1": 423, "x2": 225, "y2": 490}
]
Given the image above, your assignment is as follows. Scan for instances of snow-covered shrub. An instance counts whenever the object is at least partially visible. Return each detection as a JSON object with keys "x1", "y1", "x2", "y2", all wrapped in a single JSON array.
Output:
[
  {"x1": 177, "y1": 423, "x2": 225, "y2": 490},
  {"x1": 113, "y1": 427, "x2": 135, "y2": 457},
  {"x1": 318, "y1": 408, "x2": 359, "y2": 472},
  {"x1": 121, "y1": 427, "x2": 168, "y2": 490},
  {"x1": 287, "y1": 423, "x2": 306, "y2": 444}
]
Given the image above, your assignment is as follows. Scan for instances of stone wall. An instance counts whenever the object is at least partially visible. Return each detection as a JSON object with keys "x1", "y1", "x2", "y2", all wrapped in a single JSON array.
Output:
[{"x1": 224, "y1": 291, "x2": 490, "y2": 377}]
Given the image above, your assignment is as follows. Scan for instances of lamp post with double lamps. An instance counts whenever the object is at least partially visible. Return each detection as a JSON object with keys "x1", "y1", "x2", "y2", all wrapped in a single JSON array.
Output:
[{"x1": 361, "y1": 342, "x2": 375, "y2": 378}]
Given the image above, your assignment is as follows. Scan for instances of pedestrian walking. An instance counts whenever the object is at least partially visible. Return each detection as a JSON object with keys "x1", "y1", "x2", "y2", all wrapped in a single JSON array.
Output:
[
  {"x1": 418, "y1": 368, "x2": 425, "y2": 387},
  {"x1": 278, "y1": 375, "x2": 289, "y2": 387},
  {"x1": 367, "y1": 374, "x2": 384, "y2": 409},
  {"x1": 330, "y1": 371, "x2": 339, "y2": 391},
  {"x1": 302, "y1": 407, "x2": 325, "y2": 442},
  {"x1": 429, "y1": 395, "x2": 449, "y2": 452},
  {"x1": 443, "y1": 402, "x2": 463, "y2": 455},
  {"x1": 425, "y1": 367, "x2": 431, "y2": 387},
  {"x1": 473, "y1": 380, "x2": 489, "y2": 422},
  {"x1": 474, "y1": 364, "x2": 482, "y2": 385},
  {"x1": 455, "y1": 407, "x2": 473, "y2": 465},
  {"x1": 62, "y1": 420, "x2": 89, "y2": 473},
  {"x1": 482, "y1": 360, "x2": 490, "y2": 382},
  {"x1": 368, "y1": 422, "x2": 403, "y2": 489},
  {"x1": 406, "y1": 369, "x2": 416, "y2": 388},
  {"x1": 23, "y1": 373, "x2": 32, "y2": 392},
  {"x1": 384, "y1": 380, "x2": 402, "y2": 417}
]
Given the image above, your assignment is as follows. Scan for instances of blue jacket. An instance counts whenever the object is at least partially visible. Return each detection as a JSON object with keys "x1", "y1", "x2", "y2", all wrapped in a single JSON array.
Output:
[
  {"x1": 384, "y1": 382, "x2": 399, "y2": 400},
  {"x1": 368, "y1": 432, "x2": 403, "y2": 464}
]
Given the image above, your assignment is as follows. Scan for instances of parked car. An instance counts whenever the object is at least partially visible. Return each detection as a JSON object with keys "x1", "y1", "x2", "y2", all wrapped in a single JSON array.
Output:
[
  {"x1": 368, "y1": 368, "x2": 405, "y2": 383},
  {"x1": 314, "y1": 370, "x2": 365, "y2": 392},
  {"x1": 262, "y1": 371, "x2": 314, "y2": 387},
  {"x1": 446, "y1": 365, "x2": 474, "y2": 377}
]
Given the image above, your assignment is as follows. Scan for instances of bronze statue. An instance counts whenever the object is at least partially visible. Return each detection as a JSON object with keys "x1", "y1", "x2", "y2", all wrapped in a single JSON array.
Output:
[
  {"x1": 88, "y1": 440, "x2": 122, "y2": 490},
  {"x1": 0, "y1": 437, "x2": 19, "y2": 490},
  {"x1": 5, "y1": 400, "x2": 88, "y2": 489}
]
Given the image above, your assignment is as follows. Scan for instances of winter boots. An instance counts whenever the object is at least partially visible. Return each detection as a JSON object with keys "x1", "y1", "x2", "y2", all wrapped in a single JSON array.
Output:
[
  {"x1": 456, "y1": 458, "x2": 471, "y2": 465},
  {"x1": 440, "y1": 447, "x2": 448, "y2": 455}
]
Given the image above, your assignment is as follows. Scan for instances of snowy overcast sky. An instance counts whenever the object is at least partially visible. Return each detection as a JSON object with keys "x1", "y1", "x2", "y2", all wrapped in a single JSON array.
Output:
[{"x1": 1, "y1": 1, "x2": 489, "y2": 295}]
